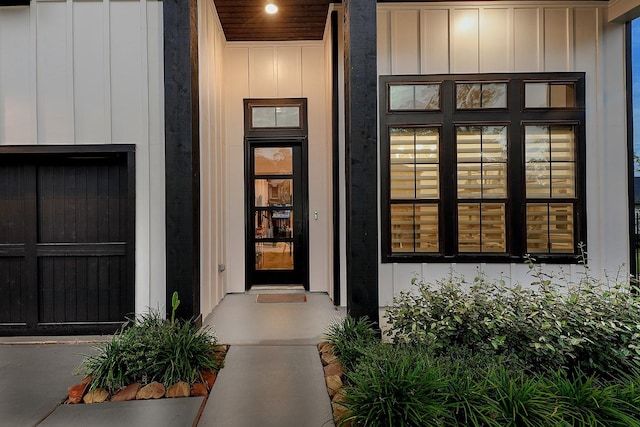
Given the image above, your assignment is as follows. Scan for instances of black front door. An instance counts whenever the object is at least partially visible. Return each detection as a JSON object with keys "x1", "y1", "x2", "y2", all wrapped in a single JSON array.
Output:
[{"x1": 246, "y1": 140, "x2": 308, "y2": 288}]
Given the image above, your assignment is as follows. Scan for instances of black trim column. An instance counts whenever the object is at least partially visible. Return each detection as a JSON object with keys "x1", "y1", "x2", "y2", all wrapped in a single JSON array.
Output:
[
  {"x1": 343, "y1": 0, "x2": 379, "y2": 325},
  {"x1": 164, "y1": 0, "x2": 201, "y2": 322},
  {"x1": 626, "y1": 22, "x2": 637, "y2": 279},
  {"x1": 331, "y1": 11, "x2": 341, "y2": 306}
]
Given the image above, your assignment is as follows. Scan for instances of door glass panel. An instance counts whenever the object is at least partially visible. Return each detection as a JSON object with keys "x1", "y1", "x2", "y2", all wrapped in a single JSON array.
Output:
[
  {"x1": 255, "y1": 178, "x2": 292, "y2": 207},
  {"x1": 254, "y1": 147, "x2": 293, "y2": 175},
  {"x1": 256, "y1": 242, "x2": 294, "y2": 270},
  {"x1": 254, "y1": 210, "x2": 293, "y2": 240}
]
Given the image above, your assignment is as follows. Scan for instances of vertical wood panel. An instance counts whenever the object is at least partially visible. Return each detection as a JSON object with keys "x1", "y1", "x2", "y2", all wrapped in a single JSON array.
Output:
[
  {"x1": 0, "y1": 166, "x2": 26, "y2": 244},
  {"x1": 73, "y1": 2, "x2": 106, "y2": 144},
  {"x1": 76, "y1": 256, "x2": 88, "y2": 321},
  {"x1": 451, "y1": 8, "x2": 479, "y2": 73},
  {"x1": 0, "y1": 8, "x2": 33, "y2": 145},
  {"x1": 277, "y1": 46, "x2": 302, "y2": 97},
  {"x1": 480, "y1": 8, "x2": 510, "y2": 72},
  {"x1": 574, "y1": 8, "x2": 598, "y2": 75},
  {"x1": 110, "y1": 1, "x2": 142, "y2": 143},
  {"x1": 249, "y1": 47, "x2": 277, "y2": 98},
  {"x1": 391, "y1": 9, "x2": 420, "y2": 75},
  {"x1": 514, "y1": 8, "x2": 541, "y2": 72},
  {"x1": 302, "y1": 45, "x2": 328, "y2": 292},
  {"x1": 146, "y1": 0, "x2": 166, "y2": 311},
  {"x1": 544, "y1": 8, "x2": 571, "y2": 71},
  {"x1": 421, "y1": 9, "x2": 449, "y2": 74},
  {"x1": 0, "y1": 164, "x2": 27, "y2": 323},
  {"x1": 64, "y1": 256, "x2": 76, "y2": 321},
  {"x1": 76, "y1": 165, "x2": 88, "y2": 243},
  {"x1": 37, "y1": 1, "x2": 73, "y2": 144},
  {"x1": 377, "y1": 9, "x2": 391, "y2": 75}
]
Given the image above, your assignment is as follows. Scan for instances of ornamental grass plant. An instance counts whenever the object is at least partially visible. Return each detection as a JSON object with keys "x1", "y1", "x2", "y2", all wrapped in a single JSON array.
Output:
[{"x1": 77, "y1": 310, "x2": 221, "y2": 394}]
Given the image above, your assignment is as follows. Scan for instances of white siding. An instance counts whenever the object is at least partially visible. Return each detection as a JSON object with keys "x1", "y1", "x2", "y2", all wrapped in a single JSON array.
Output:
[
  {"x1": 199, "y1": 0, "x2": 227, "y2": 318},
  {"x1": 223, "y1": 42, "x2": 330, "y2": 294},
  {"x1": 0, "y1": 0, "x2": 166, "y2": 315},
  {"x1": 376, "y1": 2, "x2": 627, "y2": 305}
]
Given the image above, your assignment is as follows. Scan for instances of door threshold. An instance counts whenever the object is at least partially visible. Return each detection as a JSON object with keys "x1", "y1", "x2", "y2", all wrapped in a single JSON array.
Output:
[{"x1": 247, "y1": 285, "x2": 306, "y2": 294}]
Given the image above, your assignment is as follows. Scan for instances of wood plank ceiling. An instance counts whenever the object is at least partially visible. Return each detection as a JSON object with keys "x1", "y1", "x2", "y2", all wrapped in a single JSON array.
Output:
[{"x1": 214, "y1": 0, "x2": 335, "y2": 41}]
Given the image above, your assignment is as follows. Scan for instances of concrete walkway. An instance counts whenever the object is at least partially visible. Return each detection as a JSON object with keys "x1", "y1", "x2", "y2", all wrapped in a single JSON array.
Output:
[{"x1": 0, "y1": 292, "x2": 345, "y2": 426}]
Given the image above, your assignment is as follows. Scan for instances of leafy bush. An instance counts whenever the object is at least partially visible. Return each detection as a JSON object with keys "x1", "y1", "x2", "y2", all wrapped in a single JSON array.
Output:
[
  {"x1": 323, "y1": 315, "x2": 377, "y2": 371},
  {"x1": 78, "y1": 311, "x2": 220, "y2": 393},
  {"x1": 385, "y1": 263, "x2": 640, "y2": 375}
]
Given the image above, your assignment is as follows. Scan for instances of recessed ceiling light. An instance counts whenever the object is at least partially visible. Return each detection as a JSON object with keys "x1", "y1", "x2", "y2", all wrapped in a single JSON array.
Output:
[{"x1": 265, "y1": 2, "x2": 278, "y2": 14}]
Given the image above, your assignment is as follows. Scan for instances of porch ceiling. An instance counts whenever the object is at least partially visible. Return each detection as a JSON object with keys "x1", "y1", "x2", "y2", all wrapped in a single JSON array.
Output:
[
  {"x1": 213, "y1": 0, "x2": 611, "y2": 42},
  {"x1": 213, "y1": 0, "x2": 336, "y2": 42}
]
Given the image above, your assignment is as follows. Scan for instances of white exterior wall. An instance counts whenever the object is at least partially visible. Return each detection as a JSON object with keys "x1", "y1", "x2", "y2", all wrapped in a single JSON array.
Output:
[
  {"x1": 375, "y1": 2, "x2": 629, "y2": 305},
  {"x1": 199, "y1": 0, "x2": 227, "y2": 318},
  {"x1": 0, "y1": 0, "x2": 166, "y2": 314},
  {"x1": 223, "y1": 42, "x2": 331, "y2": 294}
]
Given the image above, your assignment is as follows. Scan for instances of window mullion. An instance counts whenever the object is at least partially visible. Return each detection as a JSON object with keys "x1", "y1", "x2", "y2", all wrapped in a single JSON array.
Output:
[
  {"x1": 441, "y1": 80, "x2": 457, "y2": 256},
  {"x1": 508, "y1": 79, "x2": 524, "y2": 257}
]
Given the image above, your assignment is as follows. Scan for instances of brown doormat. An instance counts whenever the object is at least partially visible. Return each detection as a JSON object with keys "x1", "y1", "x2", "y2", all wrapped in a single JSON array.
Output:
[{"x1": 256, "y1": 293, "x2": 307, "y2": 303}]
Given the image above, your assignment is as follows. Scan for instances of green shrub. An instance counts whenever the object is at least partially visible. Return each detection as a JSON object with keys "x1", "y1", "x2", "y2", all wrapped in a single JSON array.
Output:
[
  {"x1": 323, "y1": 315, "x2": 377, "y2": 371},
  {"x1": 385, "y1": 263, "x2": 640, "y2": 376},
  {"x1": 78, "y1": 311, "x2": 220, "y2": 393}
]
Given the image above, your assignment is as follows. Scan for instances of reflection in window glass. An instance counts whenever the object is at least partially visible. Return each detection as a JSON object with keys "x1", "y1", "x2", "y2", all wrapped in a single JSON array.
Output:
[
  {"x1": 525, "y1": 125, "x2": 575, "y2": 198},
  {"x1": 391, "y1": 204, "x2": 438, "y2": 253},
  {"x1": 390, "y1": 128, "x2": 439, "y2": 200},
  {"x1": 526, "y1": 203, "x2": 573, "y2": 253},
  {"x1": 252, "y1": 107, "x2": 276, "y2": 127},
  {"x1": 252, "y1": 106, "x2": 300, "y2": 127},
  {"x1": 254, "y1": 147, "x2": 293, "y2": 175},
  {"x1": 456, "y1": 126, "x2": 508, "y2": 199},
  {"x1": 525, "y1": 82, "x2": 575, "y2": 108},
  {"x1": 390, "y1": 84, "x2": 440, "y2": 110},
  {"x1": 276, "y1": 107, "x2": 300, "y2": 127},
  {"x1": 255, "y1": 178, "x2": 292, "y2": 207},
  {"x1": 457, "y1": 83, "x2": 507, "y2": 109},
  {"x1": 458, "y1": 203, "x2": 506, "y2": 253}
]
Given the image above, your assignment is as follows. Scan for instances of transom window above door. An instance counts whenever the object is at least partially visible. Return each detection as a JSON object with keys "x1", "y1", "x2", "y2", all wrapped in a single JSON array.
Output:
[{"x1": 380, "y1": 73, "x2": 586, "y2": 263}]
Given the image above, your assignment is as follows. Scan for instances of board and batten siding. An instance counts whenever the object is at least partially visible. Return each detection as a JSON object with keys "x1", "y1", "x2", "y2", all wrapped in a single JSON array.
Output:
[
  {"x1": 375, "y1": 2, "x2": 628, "y2": 305},
  {"x1": 0, "y1": 0, "x2": 166, "y2": 315},
  {"x1": 223, "y1": 42, "x2": 331, "y2": 294},
  {"x1": 198, "y1": 0, "x2": 227, "y2": 318}
]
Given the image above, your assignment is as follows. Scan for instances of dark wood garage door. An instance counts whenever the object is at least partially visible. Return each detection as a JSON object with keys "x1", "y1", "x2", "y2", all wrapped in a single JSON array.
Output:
[{"x1": 0, "y1": 145, "x2": 135, "y2": 335}]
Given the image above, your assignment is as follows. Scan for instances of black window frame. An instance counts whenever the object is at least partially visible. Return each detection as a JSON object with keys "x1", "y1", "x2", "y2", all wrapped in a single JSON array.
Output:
[{"x1": 380, "y1": 72, "x2": 586, "y2": 264}]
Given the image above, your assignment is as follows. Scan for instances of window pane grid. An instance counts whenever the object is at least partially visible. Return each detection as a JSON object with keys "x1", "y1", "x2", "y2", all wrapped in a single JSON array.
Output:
[
  {"x1": 458, "y1": 203, "x2": 507, "y2": 253},
  {"x1": 525, "y1": 125, "x2": 576, "y2": 199},
  {"x1": 456, "y1": 83, "x2": 507, "y2": 109},
  {"x1": 382, "y1": 74, "x2": 584, "y2": 260},
  {"x1": 389, "y1": 84, "x2": 440, "y2": 110},
  {"x1": 527, "y1": 203, "x2": 574, "y2": 253},
  {"x1": 391, "y1": 203, "x2": 439, "y2": 253},
  {"x1": 457, "y1": 126, "x2": 507, "y2": 199},
  {"x1": 390, "y1": 128, "x2": 439, "y2": 200}
]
